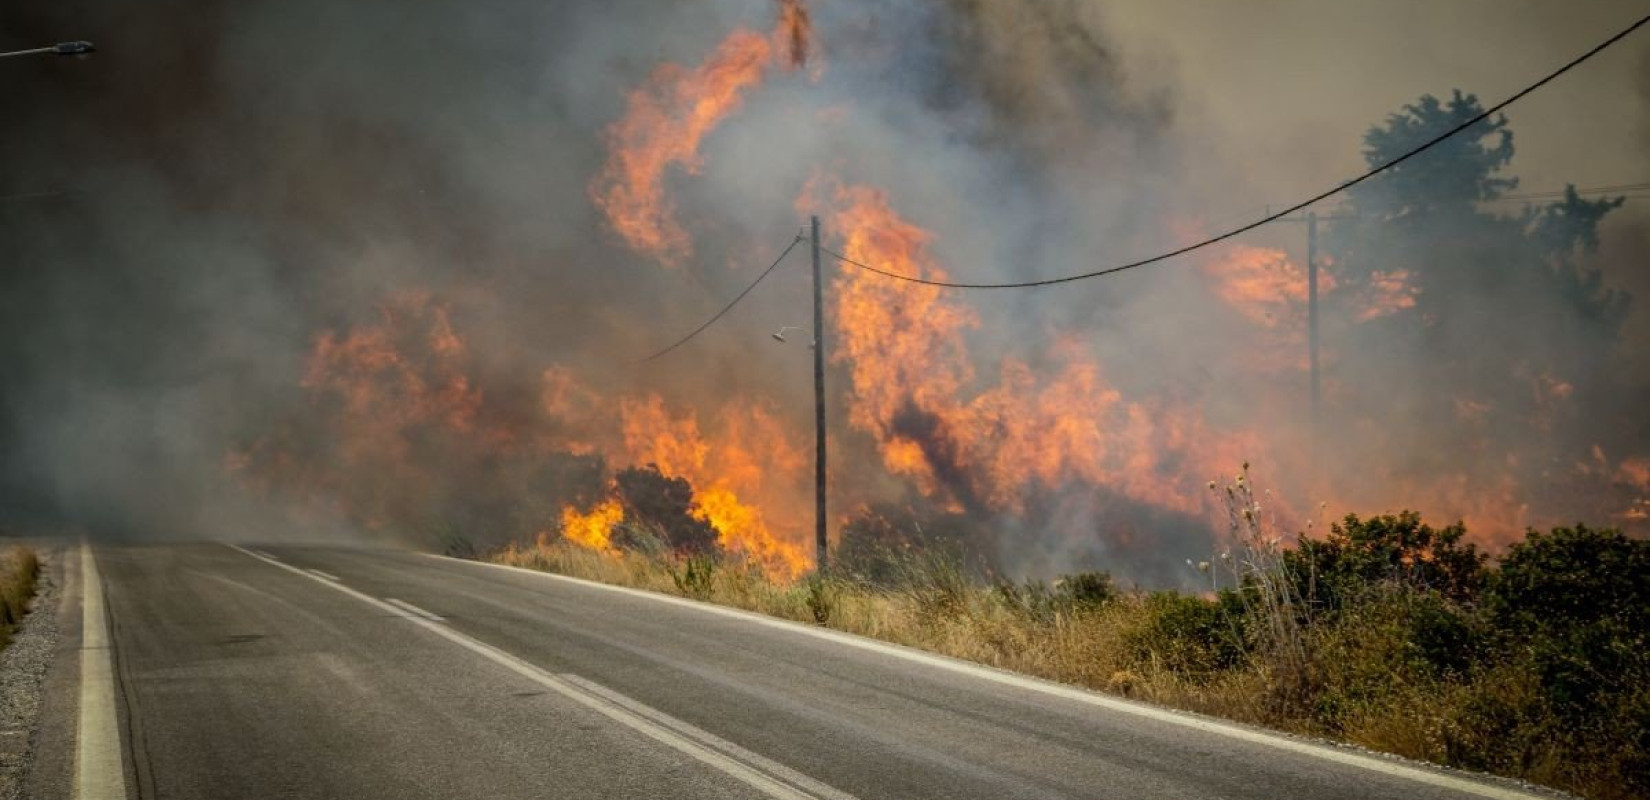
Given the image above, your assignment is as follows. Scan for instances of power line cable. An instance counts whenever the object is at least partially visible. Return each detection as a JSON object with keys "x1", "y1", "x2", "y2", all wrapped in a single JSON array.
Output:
[
  {"x1": 1487, "y1": 181, "x2": 1650, "y2": 201},
  {"x1": 824, "y1": 12, "x2": 1650, "y2": 289},
  {"x1": 633, "y1": 235, "x2": 805, "y2": 363}
]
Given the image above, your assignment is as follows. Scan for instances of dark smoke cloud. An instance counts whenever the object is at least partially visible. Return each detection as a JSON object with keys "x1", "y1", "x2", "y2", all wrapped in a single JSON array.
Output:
[{"x1": 2, "y1": 0, "x2": 1645, "y2": 583}]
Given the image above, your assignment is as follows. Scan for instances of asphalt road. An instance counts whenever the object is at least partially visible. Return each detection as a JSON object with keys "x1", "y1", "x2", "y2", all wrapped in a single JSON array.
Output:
[{"x1": 27, "y1": 543, "x2": 1557, "y2": 800}]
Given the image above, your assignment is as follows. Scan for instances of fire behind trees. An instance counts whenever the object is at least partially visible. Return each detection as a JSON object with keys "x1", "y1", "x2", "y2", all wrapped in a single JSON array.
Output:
[
  {"x1": 209, "y1": 0, "x2": 1647, "y2": 586},
  {"x1": 228, "y1": 84, "x2": 1647, "y2": 586}
]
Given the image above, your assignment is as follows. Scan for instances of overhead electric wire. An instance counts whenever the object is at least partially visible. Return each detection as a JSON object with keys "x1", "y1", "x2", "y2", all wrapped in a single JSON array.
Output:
[
  {"x1": 1485, "y1": 181, "x2": 1650, "y2": 201},
  {"x1": 633, "y1": 235, "x2": 805, "y2": 363},
  {"x1": 825, "y1": 11, "x2": 1650, "y2": 290}
]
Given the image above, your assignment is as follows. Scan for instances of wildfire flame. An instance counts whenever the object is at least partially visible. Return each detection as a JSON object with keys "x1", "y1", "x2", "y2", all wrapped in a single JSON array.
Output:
[
  {"x1": 589, "y1": 1, "x2": 814, "y2": 265},
  {"x1": 619, "y1": 395, "x2": 810, "y2": 578},
  {"x1": 815, "y1": 178, "x2": 1274, "y2": 524},
  {"x1": 559, "y1": 499, "x2": 623, "y2": 552},
  {"x1": 231, "y1": 1, "x2": 1647, "y2": 593},
  {"x1": 1359, "y1": 269, "x2": 1419, "y2": 321}
]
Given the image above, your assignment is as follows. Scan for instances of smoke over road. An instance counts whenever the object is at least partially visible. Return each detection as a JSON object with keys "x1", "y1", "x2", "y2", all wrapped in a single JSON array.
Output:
[{"x1": 1, "y1": 0, "x2": 1646, "y2": 583}]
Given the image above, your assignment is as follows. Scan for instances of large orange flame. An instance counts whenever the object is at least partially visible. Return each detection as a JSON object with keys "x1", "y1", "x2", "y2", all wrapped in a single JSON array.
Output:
[
  {"x1": 618, "y1": 395, "x2": 810, "y2": 578},
  {"x1": 589, "y1": 2, "x2": 814, "y2": 265},
  {"x1": 814, "y1": 178, "x2": 1275, "y2": 525},
  {"x1": 559, "y1": 499, "x2": 624, "y2": 552}
]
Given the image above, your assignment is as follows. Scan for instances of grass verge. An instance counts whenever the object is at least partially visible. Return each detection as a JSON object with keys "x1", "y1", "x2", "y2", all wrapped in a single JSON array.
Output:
[{"x1": 490, "y1": 506, "x2": 1646, "y2": 800}]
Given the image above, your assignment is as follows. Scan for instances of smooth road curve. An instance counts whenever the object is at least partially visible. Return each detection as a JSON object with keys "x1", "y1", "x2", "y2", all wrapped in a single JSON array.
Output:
[{"x1": 31, "y1": 543, "x2": 1555, "y2": 800}]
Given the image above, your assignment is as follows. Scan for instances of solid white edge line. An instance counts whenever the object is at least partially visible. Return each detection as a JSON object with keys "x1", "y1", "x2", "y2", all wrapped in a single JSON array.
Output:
[
  {"x1": 307, "y1": 569, "x2": 341, "y2": 582},
  {"x1": 384, "y1": 597, "x2": 443, "y2": 622},
  {"x1": 434, "y1": 553, "x2": 1553, "y2": 800},
  {"x1": 559, "y1": 674, "x2": 859, "y2": 800},
  {"x1": 75, "y1": 543, "x2": 129, "y2": 800},
  {"x1": 226, "y1": 545, "x2": 850, "y2": 800}
]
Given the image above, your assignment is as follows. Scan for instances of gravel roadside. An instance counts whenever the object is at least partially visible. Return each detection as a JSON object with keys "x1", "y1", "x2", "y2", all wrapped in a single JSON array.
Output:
[{"x1": 0, "y1": 547, "x2": 61, "y2": 800}]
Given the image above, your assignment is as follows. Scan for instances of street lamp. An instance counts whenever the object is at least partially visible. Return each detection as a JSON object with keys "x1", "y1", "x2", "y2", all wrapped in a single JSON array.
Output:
[
  {"x1": 1, "y1": 41, "x2": 97, "y2": 59},
  {"x1": 771, "y1": 326, "x2": 814, "y2": 348}
]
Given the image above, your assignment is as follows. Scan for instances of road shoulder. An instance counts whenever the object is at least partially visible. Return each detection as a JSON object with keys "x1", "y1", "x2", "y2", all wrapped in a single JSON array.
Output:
[{"x1": 0, "y1": 544, "x2": 70, "y2": 800}]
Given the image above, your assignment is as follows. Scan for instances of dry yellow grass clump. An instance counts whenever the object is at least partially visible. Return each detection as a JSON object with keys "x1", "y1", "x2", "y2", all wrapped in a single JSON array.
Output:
[
  {"x1": 0, "y1": 546, "x2": 41, "y2": 651},
  {"x1": 493, "y1": 541, "x2": 1285, "y2": 726}
]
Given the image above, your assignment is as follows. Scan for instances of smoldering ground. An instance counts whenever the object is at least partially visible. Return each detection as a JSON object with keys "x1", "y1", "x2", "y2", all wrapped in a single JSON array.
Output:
[{"x1": 1, "y1": 0, "x2": 1645, "y2": 584}]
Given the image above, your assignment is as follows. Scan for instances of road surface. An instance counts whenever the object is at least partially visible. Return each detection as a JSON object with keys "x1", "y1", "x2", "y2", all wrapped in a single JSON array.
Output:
[{"x1": 23, "y1": 542, "x2": 1555, "y2": 799}]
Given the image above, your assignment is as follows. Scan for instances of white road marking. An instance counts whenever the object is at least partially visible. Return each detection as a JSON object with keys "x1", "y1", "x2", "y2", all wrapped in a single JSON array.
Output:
[
  {"x1": 384, "y1": 598, "x2": 443, "y2": 622},
  {"x1": 307, "y1": 569, "x2": 341, "y2": 582},
  {"x1": 228, "y1": 545, "x2": 857, "y2": 800},
  {"x1": 560, "y1": 674, "x2": 859, "y2": 800},
  {"x1": 444, "y1": 554, "x2": 1549, "y2": 800},
  {"x1": 75, "y1": 544, "x2": 129, "y2": 800}
]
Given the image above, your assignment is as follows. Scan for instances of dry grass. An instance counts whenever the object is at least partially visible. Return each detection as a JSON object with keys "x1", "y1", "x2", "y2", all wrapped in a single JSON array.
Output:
[
  {"x1": 494, "y1": 540, "x2": 1296, "y2": 726},
  {"x1": 490, "y1": 537, "x2": 1641, "y2": 800},
  {"x1": 0, "y1": 546, "x2": 41, "y2": 651}
]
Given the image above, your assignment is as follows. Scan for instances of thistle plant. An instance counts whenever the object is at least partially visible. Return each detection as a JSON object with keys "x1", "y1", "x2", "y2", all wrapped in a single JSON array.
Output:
[{"x1": 1210, "y1": 464, "x2": 1308, "y2": 677}]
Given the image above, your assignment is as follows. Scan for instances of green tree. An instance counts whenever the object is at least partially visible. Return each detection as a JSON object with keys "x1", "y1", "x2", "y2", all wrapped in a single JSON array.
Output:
[{"x1": 1319, "y1": 91, "x2": 1631, "y2": 513}]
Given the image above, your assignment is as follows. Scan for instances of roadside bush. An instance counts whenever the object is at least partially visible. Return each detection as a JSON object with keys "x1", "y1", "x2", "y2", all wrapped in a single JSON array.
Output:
[
  {"x1": 1059, "y1": 571, "x2": 1118, "y2": 609},
  {"x1": 804, "y1": 573, "x2": 838, "y2": 624},
  {"x1": 1487, "y1": 525, "x2": 1648, "y2": 717},
  {"x1": 667, "y1": 553, "x2": 718, "y2": 600},
  {"x1": 496, "y1": 503, "x2": 1647, "y2": 800},
  {"x1": 612, "y1": 465, "x2": 720, "y2": 555},
  {"x1": 1288, "y1": 511, "x2": 1488, "y2": 611},
  {"x1": 990, "y1": 571, "x2": 1116, "y2": 623},
  {"x1": 1127, "y1": 591, "x2": 1249, "y2": 677},
  {"x1": 1480, "y1": 525, "x2": 1650, "y2": 796},
  {"x1": 1300, "y1": 587, "x2": 1479, "y2": 729}
]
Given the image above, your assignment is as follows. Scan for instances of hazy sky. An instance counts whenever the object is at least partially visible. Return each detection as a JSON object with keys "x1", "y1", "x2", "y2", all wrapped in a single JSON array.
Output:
[
  {"x1": 1106, "y1": 0, "x2": 1650, "y2": 348},
  {"x1": 1107, "y1": 1, "x2": 1649, "y2": 203}
]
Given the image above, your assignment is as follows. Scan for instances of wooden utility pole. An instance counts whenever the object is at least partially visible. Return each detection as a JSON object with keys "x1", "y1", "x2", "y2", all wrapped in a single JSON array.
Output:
[
  {"x1": 1281, "y1": 210, "x2": 1353, "y2": 427},
  {"x1": 810, "y1": 216, "x2": 828, "y2": 571},
  {"x1": 1307, "y1": 211, "x2": 1320, "y2": 427}
]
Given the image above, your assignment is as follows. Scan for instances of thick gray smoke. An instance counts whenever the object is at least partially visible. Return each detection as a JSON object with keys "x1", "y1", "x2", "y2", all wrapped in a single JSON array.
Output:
[{"x1": 1, "y1": 1, "x2": 1645, "y2": 583}]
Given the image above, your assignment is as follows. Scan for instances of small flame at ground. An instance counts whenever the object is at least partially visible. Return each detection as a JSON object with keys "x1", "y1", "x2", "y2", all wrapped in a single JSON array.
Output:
[{"x1": 559, "y1": 500, "x2": 623, "y2": 552}]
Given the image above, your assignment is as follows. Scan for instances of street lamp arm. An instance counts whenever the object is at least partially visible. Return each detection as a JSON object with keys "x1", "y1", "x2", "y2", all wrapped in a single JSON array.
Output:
[
  {"x1": 0, "y1": 47, "x2": 55, "y2": 59},
  {"x1": 1, "y1": 41, "x2": 96, "y2": 59}
]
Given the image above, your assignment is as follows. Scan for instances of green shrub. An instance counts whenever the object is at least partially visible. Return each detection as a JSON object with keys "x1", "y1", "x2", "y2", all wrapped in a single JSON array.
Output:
[
  {"x1": 1484, "y1": 525, "x2": 1649, "y2": 725},
  {"x1": 1059, "y1": 571, "x2": 1117, "y2": 609},
  {"x1": 667, "y1": 554, "x2": 718, "y2": 600},
  {"x1": 804, "y1": 574, "x2": 837, "y2": 624},
  {"x1": 1128, "y1": 591, "x2": 1249, "y2": 676},
  {"x1": 989, "y1": 571, "x2": 1116, "y2": 623}
]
